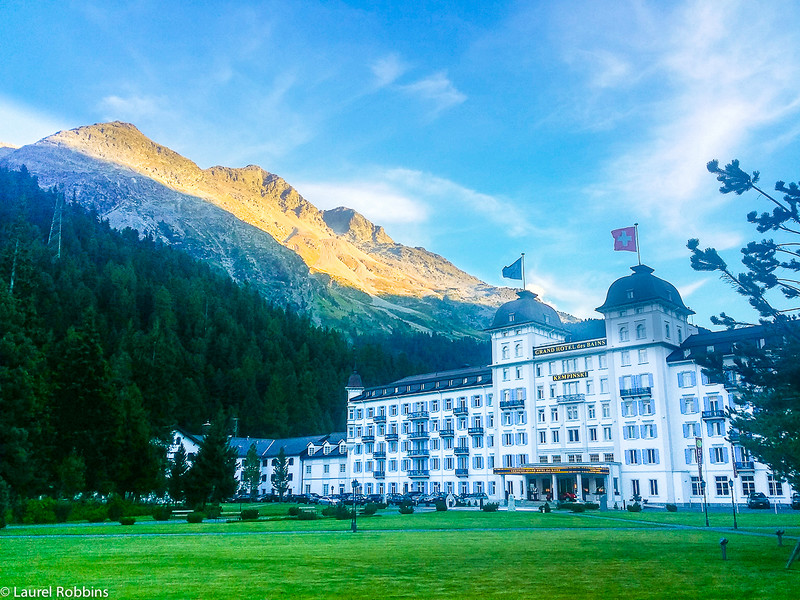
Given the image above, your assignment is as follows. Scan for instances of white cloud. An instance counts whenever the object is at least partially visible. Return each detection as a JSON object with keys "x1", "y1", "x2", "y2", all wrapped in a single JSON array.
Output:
[
  {"x1": 97, "y1": 94, "x2": 169, "y2": 122},
  {"x1": 371, "y1": 54, "x2": 408, "y2": 87},
  {"x1": 677, "y1": 277, "x2": 709, "y2": 300},
  {"x1": 0, "y1": 97, "x2": 67, "y2": 146},
  {"x1": 401, "y1": 72, "x2": 467, "y2": 114}
]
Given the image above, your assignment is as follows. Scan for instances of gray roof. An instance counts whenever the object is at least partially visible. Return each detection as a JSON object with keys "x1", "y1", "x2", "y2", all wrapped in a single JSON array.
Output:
[
  {"x1": 352, "y1": 366, "x2": 492, "y2": 401},
  {"x1": 597, "y1": 265, "x2": 692, "y2": 314},
  {"x1": 262, "y1": 435, "x2": 331, "y2": 458},
  {"x1": 666, "y1": 325, "x2": 770, "y2": 363},
  {"x1": 564, "y1": 319, "x2": 606, "y2": 342},
  {"x1": 489, "y1": 290, "x2": 563, "y2": 331},
  {"x1": 229, "y1": 437, "x2": 274, "y2": 458}
]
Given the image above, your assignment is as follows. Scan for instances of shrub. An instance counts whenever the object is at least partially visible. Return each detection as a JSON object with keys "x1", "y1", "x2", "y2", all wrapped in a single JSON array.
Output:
[
  {"x1": 542, "y1": 502, "x2": 551, "y2": 513},
  {"x1": 153, "y1": 506, "x2": 172, "y2": 521},
  {"x1": 240, "y1": 508, "x2": 260, "y2": 521},
  {"x1": 85, "y1": 507, "x2": 107, "y2": 523},
  {"x1": 106, "y1": 497, "x2": 126, "y2": 522},
  {"x1": 205, "y1": 504, "x2": 222, "y2": 519},
  {"x1": 435, "y1": 500, "x2": 448, "y2": 512},
  {"x1": 55, "y1": 500, "x2": 73, "y2": 523},
  {"x1": 362, "y1": 503, "x2": 380, "y2": 516},
  {"x1": 627, "y1": 503, "x2": 642, "y2": 513},
  {"x1": 321, "y1": 506, "x2": 337, "y2": 517},
  {"x1": 23, "y1": 498, "x2": 57, "y2": 524},
  {"x1": 335, "y1": 504, "x2": 354, "y2": 520},
  {"x1": 119, "y1": 517, "x2": 136, "y2": 526},
  {"x1": 569, "y1": 503, "x2": 586, "y2": 513},
  {"x1": 482, "y1": 502, "x2": 499, "y2": 512},
  {"x1": 297, "y1": 510, "x2": 318, "y2": 521},
  {"x1": 0, "y1": 479, "x2": 8, "y2": 529},
  {"x1": 399, "y1": 501, "x2": 414, "y2": 515},
  {"x1": 287, "y1": 506, "x2": 301, "y2": 516},
  {"x1": 666, "y1": 503, "x2": 678, "y2": 512},
  {"x1": 583, "y1": 502, "x2": 599, "y2": 510},
  {"x1": 186, "y1": 511, "x2": 205, "y2": 523}
]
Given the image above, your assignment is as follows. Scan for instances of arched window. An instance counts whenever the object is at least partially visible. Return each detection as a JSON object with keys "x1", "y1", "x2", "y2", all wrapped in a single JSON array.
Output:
[
  {"x1": 502, "y1": 345, "x2": 510, "y2": 359},
  {"x1": 636, "y1": 324, "x2": 646, "y2": 339},
  {"x1": 514, "y1": 343, "x2": 522, "y2": 357},
  {"x1": 619, "y1": 326, "x2": 629, "y2": 342}
]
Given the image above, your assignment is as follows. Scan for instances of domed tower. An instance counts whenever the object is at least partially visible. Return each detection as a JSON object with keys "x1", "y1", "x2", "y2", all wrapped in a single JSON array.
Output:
[
  {"x1": 596, "y1": 264, "x2": 695, "y2": 349},
  {"x1": 345, "y1": 370, "x2": 364, "y2": 402}
]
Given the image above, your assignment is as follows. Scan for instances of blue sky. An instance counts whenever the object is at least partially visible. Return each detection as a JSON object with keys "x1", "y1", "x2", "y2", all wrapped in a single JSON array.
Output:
[{"x1": 2, "y1": 1, "x2": 800, "y2": 327}]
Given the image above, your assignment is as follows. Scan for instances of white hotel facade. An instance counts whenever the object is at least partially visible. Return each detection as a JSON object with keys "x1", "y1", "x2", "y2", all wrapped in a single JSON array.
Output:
[{"x1": 344, "y1": 265, "x2": 795, "y2": 507}]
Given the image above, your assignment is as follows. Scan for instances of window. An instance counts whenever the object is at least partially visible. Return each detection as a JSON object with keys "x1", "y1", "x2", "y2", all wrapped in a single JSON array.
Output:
[
  {"x1": 562, "y1": 358, "x2": 579, "y2": 372},
  {"x1": 768, "y1": 474, "x2": 784, "y2": 496},
  {"x1": 643, "y1": 449, "x2": 659, "y2": 464},
  {"x1": 402, "y1": 403, "x2": 410, "y2": 415},
  {"x1": 538, "y1": 408, "x2": 546, "y2": 422},
  {"x1": 625, "y1": 449, "x2": 640, "y2": 465},
  {"x1": 665, "y1": 322, "x2": 671, "y2": 339},
  {"x1": 431, "y1": 438, "x2": 440, "y2": 450},
  {"x1": 551, "y1": 455, "x2": 561, "y2": 463},
  {"x1": 515, "y1": 366, "x2": 523, "y2": 379},
  {"x1": 715, "y1": 476, "x2": 729, "y2": 496},
  {"x1": 638, "y1": 349, "x2": 648, "y2": 364},
  {"x1": 649, "y1": 479, "x2": 659, "y2": 496},
  {"x1": 599, "y1": 354, "x2": 608, "y2": 369},
  {"x1": 691, "y1": 477, "x2": 702, "y2": 496},
  {"x1": 641, "y1": 424, "x2": 657, "y2": 439},
  {"x1": 602, "y1": 403, "x2": 610, "y2": 418},
  {"x1": 539, "y1": 455, "x2": 548, "y2": 463},
  {"x1": 515, "y1": 432, "x2": 527, "y2": 445},
  {"x1": 631, "y1": 479, "x2": 640, "y2": 496},
  {"x1": 445, "y1": 398, "x2": 452, "y2": 410},
  {"x1": 587, "y1": 404, "x2": 596, "y2": 419},
  {"x1": 548, "y1": 362, "x2": 555, "y2": 375},
  {"x1": 585, "y1": 356, "x2": 593, "y2": 371},
  {"x1": 567, "y1": 406, "x2": 579, "y2": 421},
  {"x1": 473, "y1": 436, "x2": 484, "y2": 449},
  {"x1": 551, "y1": 430, "x2": 560, "y2": 443},
  {"x1": 589, "y1": 453, "x2": 600, "y2": 463},
  {"x1": 537, "y1": 386, "x2": 545, "y2": 400},
  {"x1": 567, "y1": 454, "x2": 581, "y2": 463},
  {"x1": 487, "y1": 435, "x2": 494, "y2": 448},
  {"x1": 623, "y1": 424, "x2": 639, "y2": 440},
  {"x1": 502, "y1": 433, "x2": 513, "y2": 446},
  {"x1": 549, "y1": 384, "x2": 556, "y2": 398},
  {"x1": 621, "y1": 401, "x2": 637, "y2": 417},
  {"x1": 604, "y1": 453, "x2": 615, "y2": 462},
  {"x1": 444, "y1": 457, "x2": 454, "y2": 470},
  {"x1": 340, "y1": 463, "x2": 346, "y2": 472},
  {"x1": 681, "y1": 396, "x2": 699, "y2": 414},
  {"x1": 603, "y1": 426, "x2": 612, "y2": 441},
  {"x1": 536, "y1": 364, "x2": 543, "y2": 377},
  {"x1": 741, "y1": 475, "x2": 755, "y2": 496},
  {"x1": 473, "y1": 456, "x2": 484, "y2": 469},
  {"x1": 488, "y1": 455, "x2": 495, "y2": 469},
  {"x1": 619, "y1": 326, "x2": 629, "y2": 342},
  {"x1": 502, "y1": 368, "x2": 509, "y2": 381},
  {"x1": 621, "y1": 351, "x2": 631, "y2": 366},
  {"x1": 640, "y1": 399, "x2": 654, "y2": 416},
  {"x1": 431, "y1": 400, "x2": 439, "y2": 412},
  {"x1": 538, "y1": 430, "x2": 547, "y2": 443},
  {"x1": 567, "y1": 429, "x2": 580, "y2": 443},
  {"x1": 305, "y1": 465, "x2": 312, "y2": 474},
  {"x1": 636, "y1": 324, "x2": 646, "y2": 340},
  {"x1": 586, "y1": 380, "x2": 595, "y2": 395},
  {"x1": 589, "y1": 427, "x2": 598, "y2": 441},
  {"x1": 390, "y1": 404, "x2": 398, "y2": 416},
  {"x1": 471, "y1": 395, "x2": 482, "y2": 408},
  {"x1": 600, "y1": 378, "x2": 609, "y2": 394},
  {"x1": 550, "y1": 407, "x2": 559, "y2": 422},
  {"x1": 502, "y1": 345, "x2": 510, "y2": 359},
  {"x1": 710, "y1": 446, "x2": 728, "y2": 464},
  {"x1": 678, "y1": 371, "x2": 696, "y2": 388}
]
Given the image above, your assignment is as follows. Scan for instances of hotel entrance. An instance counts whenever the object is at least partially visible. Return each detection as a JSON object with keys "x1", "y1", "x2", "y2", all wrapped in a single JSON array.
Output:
[{"x1": 495, "y1": 464, "x2": 610, "y2": 504}]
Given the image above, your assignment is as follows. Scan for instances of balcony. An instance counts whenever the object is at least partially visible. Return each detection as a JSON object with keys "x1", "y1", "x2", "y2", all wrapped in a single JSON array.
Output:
[
  {"x1": 372, "y1": 451, "x2": 386, "y2": 459},
  {"x1": 373, "y1": 414, "x2": 386, "y2": 423},
  {"x1": 500, "y1": 399, "x2": 525, "y2": 410},
  {"x1": 407, "y1": 449, "x2": 430, "y2": 457},
  {"x1": 408, "y1": 469, "x2": 430, "y2": 478},
  {"x1": 619, "y1": 387, "x2": 652, "y2": 398},
  {"x1": 361, "y1": 434, "x2": 375, "y2": 443},
  {"x1": 454, "y1": 446, "x2": 470, "y2": 456},
  {"x1": 455, "y1": 469, "x2": 469, "y2": 477},
  {"x1": 385, "y1": 433, "x2": 399, "y2": 441},
  {"x1": 409, "y1": 410, "x2": 429, "y2": 420},
  {"x1": 453, "y1": 405, "x2": 469, "y2": 416},
  {"x1": 439, "y1": 428, "x2": 455, "y2": 437},
  {"x1": 702, "y1": 410, "x2": 725, "y2": 420},
  {"x1": 556, "y1": 393, "x2": 586, "y2": 404},
  {"x1": 735, "y1": 461, "x2": 755, "y2": 471},
  {"x1": 728, "y1": 430, "x2": 751, "y2": 444},
  {"x1": 408, "y1": 430, "x2": 429, "y2": 440},
  {"x1": 373, "y1": 470, "x2": 386, "y2": 479},
  {"x1": 468, "y1": 426, "x2": 484, "y2": 435}
]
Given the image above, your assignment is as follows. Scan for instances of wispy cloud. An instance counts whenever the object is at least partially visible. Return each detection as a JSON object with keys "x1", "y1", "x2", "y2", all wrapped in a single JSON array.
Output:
[
  {"x1": 98, "y1": 94, "x2": 171, "y2": 123},
  {"x1": 371, "y1": 53, "x2": 409, "y2": 87},
  {"x1": 0, "y1": 97, "x2": 68, "y2": 146},
  {"x1": 401, "y1": 72, "x2": 467, "y2": 115}
]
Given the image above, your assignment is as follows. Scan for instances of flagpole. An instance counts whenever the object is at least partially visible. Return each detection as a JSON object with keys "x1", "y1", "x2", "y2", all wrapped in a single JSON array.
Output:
[
  {"x1": 634, "y1": 223, "x2": 641, "y2": 265},
  {"x1": 521, "y1": 253, "x2": 526, "y2": 291}
]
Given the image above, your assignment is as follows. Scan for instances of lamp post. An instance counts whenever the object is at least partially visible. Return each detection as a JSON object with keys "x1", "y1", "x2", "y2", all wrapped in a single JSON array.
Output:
[
  {"x1": 351, "y1": 478, "x2": 358, "y2": 533},
  {"x1": 729, "y1": 478, "x2": 738, "y2": 530}
]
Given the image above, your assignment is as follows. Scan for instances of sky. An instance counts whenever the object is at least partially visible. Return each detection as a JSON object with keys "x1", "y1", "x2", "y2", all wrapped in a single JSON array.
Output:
[{"x1": 2, "y1": 0, "x2": 800, "y2": 328}]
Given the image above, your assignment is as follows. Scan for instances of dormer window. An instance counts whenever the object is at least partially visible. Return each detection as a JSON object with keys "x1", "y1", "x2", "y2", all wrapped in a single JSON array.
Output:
[
  {"x1": 323, "y1": 445, "x2": 331, "y2": 455},
  {"x1": 626, "y1": 289, "x2": 634, "y2": 299},
  {"x1": 508, "y1": 312, "x2": 515, "y2": 322}
]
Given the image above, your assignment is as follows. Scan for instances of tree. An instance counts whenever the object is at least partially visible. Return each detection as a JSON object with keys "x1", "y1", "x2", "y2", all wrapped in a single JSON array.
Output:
[
  {"x1": 168, "y1": 444, "x2": 189, "y2": 504},
  {"x1": 270, "y1": 447, "x2": 290, "y2": 501},
  {"x1": 688, "y1": 159, "x2": 800, "y2": 489},
  {"x1": 242, "y1": 443, "x2": 261, "y2": 501},
  {"x1": 184, "y1": 418, "x2": 237, "y2": 507}
]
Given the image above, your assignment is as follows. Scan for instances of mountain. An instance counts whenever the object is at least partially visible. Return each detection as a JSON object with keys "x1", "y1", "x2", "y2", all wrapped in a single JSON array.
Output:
[{"x1": 0, "y1": 122, "x2": 525, "y2": 336}]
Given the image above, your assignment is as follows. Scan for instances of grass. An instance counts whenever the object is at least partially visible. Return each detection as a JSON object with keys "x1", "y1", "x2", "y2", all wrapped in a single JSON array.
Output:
[{"x1": 2, "y1": 507, "x2": 798, "y2": 599}]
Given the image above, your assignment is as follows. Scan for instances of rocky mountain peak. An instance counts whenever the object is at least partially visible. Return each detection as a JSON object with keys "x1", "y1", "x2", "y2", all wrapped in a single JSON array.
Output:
[{"x1": 322, "y1": 207, "x2": 394, "y2": 245}]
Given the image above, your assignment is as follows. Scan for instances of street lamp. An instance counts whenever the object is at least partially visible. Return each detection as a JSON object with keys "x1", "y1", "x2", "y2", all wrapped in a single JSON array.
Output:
[
  {"x1": 729, "y1": 478, "x2": 738, "y2": 530},
  {"x1": 351, "y1": 478, "x2": 358, "y2": 533}
]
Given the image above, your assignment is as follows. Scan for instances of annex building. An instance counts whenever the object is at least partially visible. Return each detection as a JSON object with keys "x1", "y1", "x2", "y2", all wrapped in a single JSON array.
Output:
[{"x1": 344, "y1": 264, "x2": 796, "y2": 507}]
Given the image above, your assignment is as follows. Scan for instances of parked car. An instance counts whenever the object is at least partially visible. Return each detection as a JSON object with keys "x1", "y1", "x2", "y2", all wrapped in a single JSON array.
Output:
[
  {"x1": 747, "y1": 492, "x2": 771, "y2": 509},
  {"x1": 318, "y1": 495, "x2": 339, "y2": 505},
  {"x1": 791, "y1": 493, "x2": 800, "y2": 510},
  {"x1": 386, "y1": 493, "x2": 406, "y2": 506},
  {"x1": 365, "y1": 494, "x2": 385, "y2": 504}
]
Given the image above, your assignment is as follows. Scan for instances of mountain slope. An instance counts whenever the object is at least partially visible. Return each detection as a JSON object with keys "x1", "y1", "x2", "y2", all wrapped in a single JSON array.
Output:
[{"x1": 0, "y1": 122, "x2": 521, "y2": 335}]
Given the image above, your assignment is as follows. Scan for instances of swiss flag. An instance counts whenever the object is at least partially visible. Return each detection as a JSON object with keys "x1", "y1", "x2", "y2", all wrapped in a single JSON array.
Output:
[{"x1": 612, "y1": 226, "x2": 637, "y2": 252}]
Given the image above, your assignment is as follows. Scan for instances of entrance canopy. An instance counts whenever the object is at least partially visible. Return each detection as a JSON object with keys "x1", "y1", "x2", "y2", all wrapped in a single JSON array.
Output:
[{"x1": 494, "y1": 464, "x2": 610, "y2": 476}]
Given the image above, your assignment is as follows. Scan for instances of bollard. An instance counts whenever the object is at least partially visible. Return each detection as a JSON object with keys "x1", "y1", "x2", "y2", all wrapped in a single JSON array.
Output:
[
  {"x1": 777, "y1": 530, "x2": 785, "y2": 546},
  {"x1": 720, "y1": 538, "x2": 728, "y2": 561}
]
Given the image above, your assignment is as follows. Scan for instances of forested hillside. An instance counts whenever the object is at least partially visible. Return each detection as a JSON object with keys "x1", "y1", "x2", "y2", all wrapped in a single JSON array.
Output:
[{"x1": 0, "y1": 167, "x2": 489, "y2": 498}]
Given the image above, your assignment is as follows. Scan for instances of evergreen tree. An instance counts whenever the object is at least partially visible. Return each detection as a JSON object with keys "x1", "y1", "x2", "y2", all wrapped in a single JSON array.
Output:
[
  {"x1": 689, "y1": 159, "x2": 800, "y2": 488},
  {"x1": 270, "y1": 447, "x2": 290, "y2": 501},
  {"x1": 168, "y1": 444, "x2": 189, "y2": 504},
  {"x1": 184, "y1": 418, "x2": 236, "y2": 506},
  {"x1": 242, "y1": 443, "x2": 261, "y2": 500}
]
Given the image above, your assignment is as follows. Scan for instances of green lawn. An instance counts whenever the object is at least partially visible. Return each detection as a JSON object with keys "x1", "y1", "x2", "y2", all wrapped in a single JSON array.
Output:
[{"x1": 2, "y1": 508, "x2": 798, "y2": 599}]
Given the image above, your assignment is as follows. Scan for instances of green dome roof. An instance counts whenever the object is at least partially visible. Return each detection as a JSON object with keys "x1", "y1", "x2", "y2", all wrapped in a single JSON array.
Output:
[{"x1": 491, "y1": 290, "x2": 563, "y2": 330}]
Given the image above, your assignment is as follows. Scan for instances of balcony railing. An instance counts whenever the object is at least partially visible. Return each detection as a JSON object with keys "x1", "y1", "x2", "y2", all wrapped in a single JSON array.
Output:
[
  {"x1": 455, "y1": 469, "x2": 469, "y2": 477},
  {"x1": 408, "y1": 431, "x2": 429, "y2": 440},
  {"x1": 409, "y1": 410, "x2": 429, "y2": 420},
  {"x1": 439, "y1": 428, "x2": 455, "y2": 437},
  {"x1": 361, "y1": 434, "x2": 375, "y2": 442},
  {"x1": 468, "y1": 426, "x2": 484, "y2": 435},
  {"x1": 408, "y1": 469, "x2": 430, "y2": 478},
  {"x1": 385, "y1": 433, "x2": 399, "y2": 441},
  {"x1": 453, "y1": 406, "x2": 469, "y2": 416},
  {"x1": 454, "y1": 446, "x2": 470, "y2": 456},
  {"x1": 619, "y1": 387, "x2": 652, "y2": 398},
  {"x1": 407, "y1": 449, "x2": 429, "y2": 457},
  {"x1": 556, "y1": 393, "x2": 586, "y2": 404},
  {"x1": 372, "y1": 415, "x2": 386, "y2": 423},
  {"x1": 735, "y1": 461, "x2": 755, "y2": 471},
  {"x1": 373, "y1": 470, "x2": 386, "y2": 479},
  {"x1": 500, "y1": 399, "x2": 525, "y2": 410},
  {"x1": 372, "y1": 451, "x2": 386, "y2": 459},
  {"x1": 702, "y1": 410, "x2": 725, "y2": 420}
]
